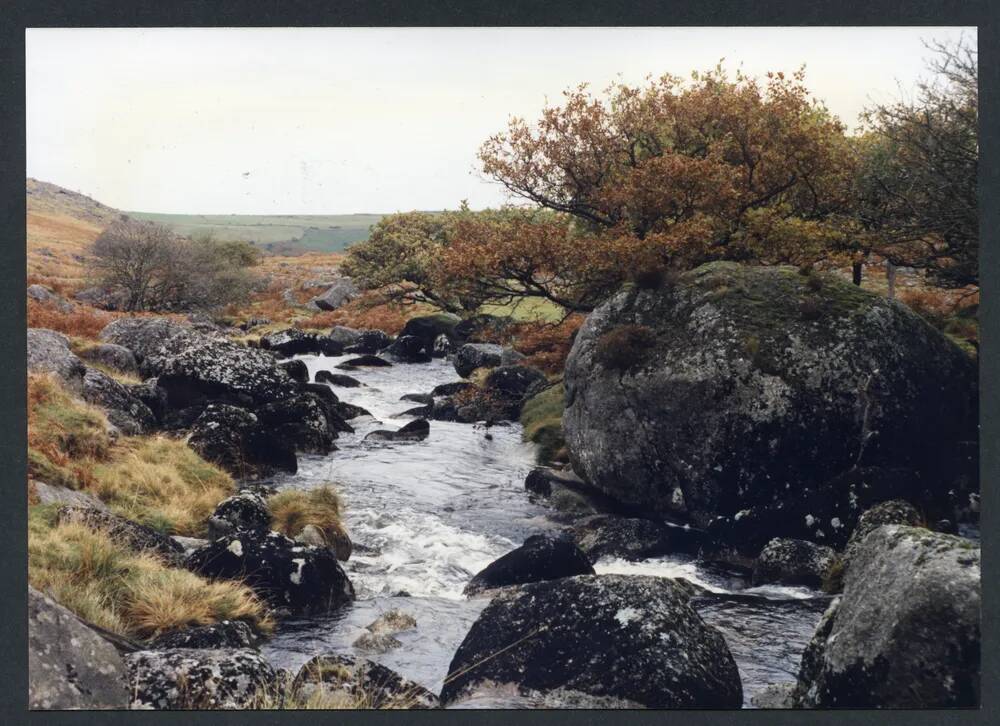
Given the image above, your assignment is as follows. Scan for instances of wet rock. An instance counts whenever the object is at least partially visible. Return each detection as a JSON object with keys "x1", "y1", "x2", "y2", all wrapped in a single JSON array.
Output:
[
  {"x1": 255, "y1": 394, "x2": 337, "y2": 455},
  {"x1": 432, "y1": 334, "x2": 454, "y2": 357},
  {"x1": 261, "y1": 328, "x2": 343, "y2": 357},
  {"x1": 463, "y1": 534, "x2": 595, "y2": 595},
  {"x1": 186, "y1": 531, "x2": 355, "y2": 614},
  {"x1": 841, "y1": 499, "x2": 923, "y2": 572},
  {"x1": 81, "y1": 367, "x2": 156, "y2": 435},
  {"x1": 315, "y1": 371, "x2": 362, "y2": 387},
  {"x1": 311, "y1": 278, "x2": 358, "y2": 311},
  {"x1": 431, "y1": 381, "x2": 473, "y2": 397},
  {"x1": 334, "y1": 401, "x2": 372, "y2": 421},
  {"x1": 207, "y1": 491, "x2": 272, "y2": 540},
  {"x1": 752, "y1": 683, "x2": 796, "y2": 709},
  {"x1": 352, "y1": 631, "x2": 402, "y2": 654},
  {"x1": 149, "y1": 621, "x2": 259, "y2": 650},
  {"x1": 792, "y1": 525, "x2": 980, "y2": 708},
  {"x1": 278, "y1": 358, "x2": 309, "y2": 383},
  {"x1": 398, "y1": 313, "x2": 461, "y2": 354},
  {"x1": 291, "y1": 654, "x2": 439, "y2": 709},
  {"x1": 29, "y1": 586, "x2": 128, "y2": 709},
  {"x1": 400, "y1": 392, "x2": 434, "y2": 405},
  {"x1": 297, "y1": 385, "x2": 354, "y2": 434},
  {"x1": 124, "y1": 648, "x2": 276, "y2": 709},
  {"x1": 57, "y1": 506, "x2": 184, "y2": 563},
  {"x1": 27, "y1": 328, "x2": 86, "y2": 391},
  {"x1": 384, "y1": 335, "x2": 432, "y2": 363},
  {"x1": 484, "y1": 364, "x2": 547, "y2": 401},
  {"x1": 400, "y1": 404, "x2": 433, "y2": 417},
  {"x1": 337, "y1": 354, "x2": 392, "y2": 369},
  {"x1": 78, "y1": 343, "x2": 138, "y2": 375},
  {"x1": 563, "y1": 262, "x2": 978, "y2": 538},
  {"x1": 364, "y1": 418, "x2": 430, "y2": 443},
  {"x1": 327, "y1": 325, "x2": 361, "y2": 347},
  {"x1": 30, "y1": 480, "x2": 109, "y2": 512},
  {"x1": 442, "y1": 574, "x2": 742, "y2": 707},
  {"x1": 188, "y1": 403, "x2": 297, "y2": 477},
  {"x1": 570, "y1": 514, "x2": 702, "y2": 562},
  {"x1": 343, "y1": 329, "x2": 392, "y2": 355},
  {"x1": 453, "y1": 343, "x2": 503, "y2": 378},
  {"x1": 751, "y1": 538, "x2": 837, "y2": 589}
]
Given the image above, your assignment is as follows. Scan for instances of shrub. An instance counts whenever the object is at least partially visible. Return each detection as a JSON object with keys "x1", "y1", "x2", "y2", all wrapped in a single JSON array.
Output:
[
  {"x1": 520, "y1": 383, "x2": 567, "y2": 464},
  {"x1": 29, "y1": 508, "x2": 270, "y2": 638},
  {"x1": 594, "y1": 324, "x2": 657, "y2": 372},
  {"x1": 268, "y1": 486, "x2": 348, "y2": 546}
]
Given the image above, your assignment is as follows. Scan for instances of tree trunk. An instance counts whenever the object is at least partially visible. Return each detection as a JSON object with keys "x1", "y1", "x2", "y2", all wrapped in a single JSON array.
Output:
[
  {"x1": 852, "y1": 262, "x2": 863, "y2": 286},
  {"x1": 886, "y1": 262, "x2": 897, "y2": 300}
]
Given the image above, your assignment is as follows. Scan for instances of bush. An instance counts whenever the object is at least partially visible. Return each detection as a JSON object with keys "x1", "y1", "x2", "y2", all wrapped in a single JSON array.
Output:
[
  {"x1": 520, "y1": 383, "x2": 567, "y2": 464},
  {"x1": 29, "y1": 507, "x2": 269, "y2": 639},
  {"x1": 594, "y1": 325, "x2": 657, "y2": 372}
]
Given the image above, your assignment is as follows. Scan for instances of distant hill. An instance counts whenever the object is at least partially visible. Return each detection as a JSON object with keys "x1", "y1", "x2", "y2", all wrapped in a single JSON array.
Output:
[{"x1": 126, "y1": 211, "x2": 383, "y2": 254}]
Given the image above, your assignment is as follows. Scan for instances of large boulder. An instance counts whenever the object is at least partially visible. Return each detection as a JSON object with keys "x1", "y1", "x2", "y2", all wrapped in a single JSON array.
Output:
[
  {"x1": 78, "y1": 343, "x2": 138, "y2": 375},
  {"x1": 186, "y1": 531, "x2": 355, "y2": 614},
  {"x1": 27, "y1": 328, "x2": 86, "y2": 390},
  {"x1": 327, "y1": 326, "x2": 361, "y2": 347},
  {"x1": 125, "y1": 378, "x2": 169, "y2": 422},
  {"x1": 364, "y1": 418, "x2": 430, "y2": 443},
  {"x1": 102, "y1": 318, "x2": 299, "y2": 408},
  {"x1": 57, "y1": 506, "x2": 185, "y2": 563},
  {"x1": 384, "y1": 335, "x2": 432, "y2": 363},
  {"x1": 206, "y1": 491, "x2": 272, "y2": 540},
  {"x1": 81, "y1": 367, "x2": 156, "y2": 435},
  {"x1": 441, "y1": 574, "x2": 742, "y2": 707},
  {"x1": 311, "y1": 278, "x2": 358, "y2": 311},
  {"x1": 570, "y1": 514, "x2": 702, "y2": 562},
  {"x1": 124, "y1": 648, "x2": 276, "y2": 709},
  {"x1": 28, "y1": 283, "x2": 73, "y2": 312},
  {"x1": 188, "y1": 404, "x2": 297, "y2": 477},
  {"x1": 751, "y1": 537, "x2": 837, "y2": 589},
  {"x1": 254, "y1": 394, "x2": 337, "y2": 455},
  {"x1": 463, "y1": 534, "x2": 595, "y2": 595},
  {"x1": 30, "y1": 480, "x2": 109, "y2": 512},
  {"x1": 291, "y1": 654, "x2": 439, "y2": 708},
  {"x1": 29, "y1": 586, "x2": 129, "y2": 709},
  {"x1": 399, "y1": 313, "x2": 461, "y2": 352},
  {"x1": 149, "y1": 621, "x2": 258, "y2": 650},
  {"x1": 563, "y1": 263, "x2": 977, "y2": 543},
  {"x1": 315, "y1": 371, "x2": 362, "y2": 387},
  {"x1": 453, "y1": 343, "x2": 503, "y2": 378},
  {"x1": 792, "y1": 525, "x2": 980, "y2": 708},
  {"x1": 840, "y1": 499, "x2": 923, "y2": 572},
  {"x1": 337, "y1": 354, "x2": 391, "y2": 368},
  {"x1": 343, "y1": 329, "x2": 392, "y2": 355},
  {"x1": 260, "y1": 328, "x2": 343, "y2": 357}
]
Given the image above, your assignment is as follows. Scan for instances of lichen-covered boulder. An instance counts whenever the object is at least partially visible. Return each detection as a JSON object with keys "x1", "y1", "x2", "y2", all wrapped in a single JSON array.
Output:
[
  {"x1": 751, "y1": 538, "x2": 837, "y2": 589},
  {"x1": 260, "y1": 328, "x2": 343, "y2": 357},
  {"x1": 464, "y1": 534, "x2": 595, "y2": 595},
  {"x1": 563, "y1": 263, "x2": 977, "y2": 543},
  {"x1": 29, "y1": 586, "x2": 129, "y2": 709},
  {"x1": 792, "y1": 525, "x2": 980, "y2": 708},
  {"x1": 27, "y1": 328, "x2": 86, "y2": 390},
  {"x1": 352, "y1": 631, "x2": 402, "y2": 654},
  {"x1": 149, "y1": 621, "x2": 258, "y2": 650},
  {"x1": 343, "y1": 329, "x2": 392, "y2": 354},
  {"x1": 277, "y1": 358, "x2": 308, "y2": 383},
  {"x1": 124, "y1": 648, "x2": 276, "y2": 709},
  {"x1": 78, "y1": 343, "x2": 138, "y2": 375},
  {"x1": 28, "y1": 283, "x2": 73, "y2": 312},
  {"x1": 311, "y1": 278, "x2": 358, "y2": 311},
  {"x1": 207, "y1": 491, "x2": 272, "y2": 540},
  {"x1": 254, "y1": 394, "x2": 337, "y2": 455},
  {"x1": 30, "y1": 480, "x2": 110, "y2": 512},
  {"x1": 57, "y1": 506, "x2": 184, "y2": 563},
  {"x1": 365, "y1": 609, "x2": 417, "y2": 635},
  {"x1": 187, "y1": 404, "x2": 297, "y2": 477},
  {"x1": 291, "y1": 654, "x2": 439, "y2": 709},
  {"x1": 399, "y1": 313, "x2": 461, "y2": 352},
  {"x1": 186, "y1": 531, "x2": 355, "y2": 614},
  {"x1": 840, "y1": 499, "x2": 923, "y2": 572},
  {"x1": 125, "y1": 378, "x2": 168, "y2": 422},
  {"x1": 81, "y1": 367, "x2": 156, "y2": 435},
  {"x1": 102, "y1": 318, "x2": 299, "y2": 408},
  {"x1": 442, "y1": 574, "x2": 742, "y2": 707},
  {"x1": 453, "y1": 343, "x2": 503, "y2": 378},
  {"x1": 364, "y1": 418, "x2": 430, "y2": 443},
  {"x1": 327, "y1": 325, "x2": 361, "y2": 347}
]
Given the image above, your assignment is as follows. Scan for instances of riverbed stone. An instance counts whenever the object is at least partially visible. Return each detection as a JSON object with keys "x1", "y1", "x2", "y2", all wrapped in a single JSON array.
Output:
[
  {"x1": 463, "y1": 534, "x2": 595, "y2": 595},
  {"x1": 315, "y1": 371, "x2": 362, "y2": 387},
  {"x1": 364, "y1": 418, "x2": 430, "y2": 443},
  {"x1": 384, "y1": 334, "x2": 433, "y2": 363},
  {"x1": 442, "y1": 574, "x2": 742, "y2": 707},
  {"x1": 570, "y1": 514, "x2": 701, "y2": 562},
  {"x1": 343, "y1": 330, "x2": 392, "y2": 355},
  {"x1": 751, "y1": 538, "x2": 837, "y2": 589},
  {"x1": 453, "y1": 343, "x2": 503, "y2": 378},
  {"x1": 792, "y1": 525, "x2": 980, "y2": 708},
  {"x1": 291, "y1": 654, "x2": 439, "y2": 709},
  {"x1": 149, "y1": 621, "x2": 258, "y2": 650}
]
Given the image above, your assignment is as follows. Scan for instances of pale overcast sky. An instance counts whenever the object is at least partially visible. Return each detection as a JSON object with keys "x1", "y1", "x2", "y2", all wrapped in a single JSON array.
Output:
[{"x1": 26, "y1": 27, "x2": 974, "y2": 215}]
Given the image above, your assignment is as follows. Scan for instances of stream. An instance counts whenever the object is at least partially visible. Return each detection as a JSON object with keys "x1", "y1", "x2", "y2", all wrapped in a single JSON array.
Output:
[{"x1": 260, "y1": 352, "x2": 831, "y2": 708}]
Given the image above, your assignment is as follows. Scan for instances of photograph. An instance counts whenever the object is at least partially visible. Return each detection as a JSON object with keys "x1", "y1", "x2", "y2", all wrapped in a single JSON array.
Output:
[{"x1": 23, "y1": 25, "x2": 981, "y2": 711}]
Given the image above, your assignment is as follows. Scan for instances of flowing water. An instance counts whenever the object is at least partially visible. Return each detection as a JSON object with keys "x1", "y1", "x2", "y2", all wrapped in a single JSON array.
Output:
[{"x1": 260, "y1": 352, "x2": 830, "y2": 708}]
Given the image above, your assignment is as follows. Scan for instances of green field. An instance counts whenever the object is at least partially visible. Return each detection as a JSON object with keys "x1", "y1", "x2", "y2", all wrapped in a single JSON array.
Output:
[{"x1": 126, "y1": 212, "x2": 386, "y2": 254}]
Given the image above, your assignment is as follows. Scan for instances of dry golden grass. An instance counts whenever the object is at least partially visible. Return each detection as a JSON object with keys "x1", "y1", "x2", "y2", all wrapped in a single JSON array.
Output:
[
  {"x1": 29, "y1": 507, "x2": 270, "y2": 638},
  {"x1": 268, "y1": 487, "x2": 347, "y2": 545},
  {"x1": 27, "y1": 299, "x2": 122, "y2": 341}
]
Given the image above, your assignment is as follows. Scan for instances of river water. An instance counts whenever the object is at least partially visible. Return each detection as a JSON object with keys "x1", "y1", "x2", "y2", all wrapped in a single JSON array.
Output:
[{"x1": 260, "y1": 353, "x2": 830, "y2": 708}]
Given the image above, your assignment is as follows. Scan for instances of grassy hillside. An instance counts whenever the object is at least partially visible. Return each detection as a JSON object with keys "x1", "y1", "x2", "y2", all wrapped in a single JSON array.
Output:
[{"x1": 126, "y1": 211, "x2": 384, "y2": 254}]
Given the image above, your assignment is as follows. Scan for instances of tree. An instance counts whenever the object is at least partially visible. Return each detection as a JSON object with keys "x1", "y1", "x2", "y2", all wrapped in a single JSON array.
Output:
[
  {"x1": 479, "y1": 66, "x2": 856, "y2": 270},
  {"x1": 855, "y1": 37, "x2": 978, "y2": 288},
  {"x1": 88, "y1": 219, "x2": 262, "y2": 311}
]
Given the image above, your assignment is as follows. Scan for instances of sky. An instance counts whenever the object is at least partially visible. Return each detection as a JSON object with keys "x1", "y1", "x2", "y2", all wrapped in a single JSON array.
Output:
[{"x1": 26, "y1": 26, "x2": 975, "y2": 215}]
